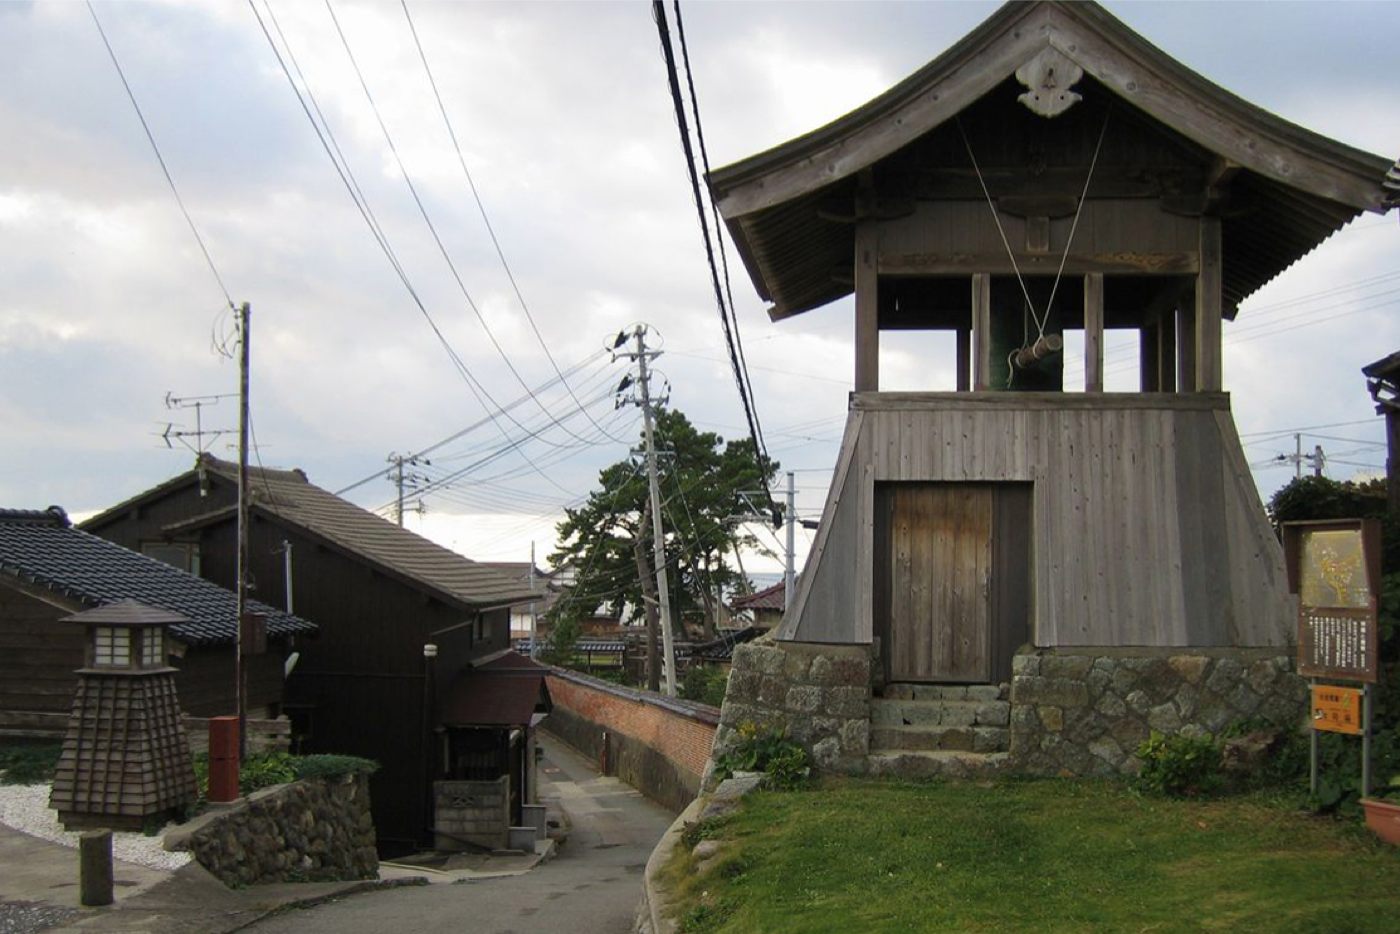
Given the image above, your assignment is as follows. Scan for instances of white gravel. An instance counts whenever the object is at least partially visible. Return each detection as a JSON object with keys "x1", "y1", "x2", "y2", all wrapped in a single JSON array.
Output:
[{"x1": 0, "y1": 783, "x2": 191, "y2": 872}]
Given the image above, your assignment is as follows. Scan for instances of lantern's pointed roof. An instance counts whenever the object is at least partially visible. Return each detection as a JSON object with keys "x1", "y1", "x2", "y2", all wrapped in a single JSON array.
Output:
[
  {"x1": 708, "y1": 0, "x2": 1394, "y2": 320},
  {"x1": 61, "y1": 599, "x2": 189, "y2": 627}
]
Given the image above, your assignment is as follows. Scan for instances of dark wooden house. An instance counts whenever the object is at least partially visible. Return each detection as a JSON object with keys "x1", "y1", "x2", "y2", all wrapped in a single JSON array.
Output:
[
  {"x1": 708, "y1": 1, "x2": 1395, "y2": 776},
  {"x1": 0, "y1": 506, "x2": 314, "y2": 736},
  {"x1": 82, "y1": 455, "x2": 541, "y2": 854}
]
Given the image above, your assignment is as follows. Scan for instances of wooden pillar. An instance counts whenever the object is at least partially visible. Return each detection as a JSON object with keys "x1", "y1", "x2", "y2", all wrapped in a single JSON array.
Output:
[
  {"x1": 1177, "y1": 295, "x2": 1197, "y2": 392},
  {"x1": 1387, "y1": 408, "x2": 1400, "y2": 518},
  {"x1": 1083, "y1": 273, "x2": 1104, "y2": 392},
  {"x1": 956, "y1": 327, "x2": 971, "y2": 391},
  {"x1": 972, "y1": 273, "x2": 991, "y2": 391},
  {"x1": 1139, "y1": 323, "x2": 1160, "y2": 392},
  {"x1": 854, "y1": 226, "x2": 879, "y2": 393},
  {"x1": 1195, "y1": 216, "x2": 1223, "y2": 391},
  {"x1": 1158, "y1": 310, "x2": 1177, "y2": 392}
]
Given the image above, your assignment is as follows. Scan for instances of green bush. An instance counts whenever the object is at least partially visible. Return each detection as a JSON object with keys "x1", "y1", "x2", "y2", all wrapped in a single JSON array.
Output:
[
  {"x1": 680, "y1": 665, "x2": 729, "y2": 708},
  {"x1": 191, "y1": 751, "x2": 210, "y2": 798},
  {"x1": 239, "y1": 751, "x2": 297, "y2": 794},
  {"x1": 1134, "y1": 731, "x2": 1223, "y2": 798},
  {"x1": 680, "y1": 815, "x2": 728, "y2": 849},
  {"x1": 0, "y1": 742, "x2": 61, "y2": 784},
  {"x1": 293, "y1": 754, "x2": 379, "y2": 781},
  {"x1": 715, "y1": 721, "x2": 811, "y2": 789}
]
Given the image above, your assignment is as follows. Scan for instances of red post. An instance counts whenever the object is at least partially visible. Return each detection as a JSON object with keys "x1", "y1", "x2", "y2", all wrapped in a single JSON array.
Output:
[{"x1": 208, "y1": 716, "x2": 240, "y2": 802}]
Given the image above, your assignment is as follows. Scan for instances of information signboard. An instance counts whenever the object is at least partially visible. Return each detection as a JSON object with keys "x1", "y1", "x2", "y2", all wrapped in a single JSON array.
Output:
[
  {"x1": 1283, "y1": 519, "x2": 1381, "y2": 684},
  {"x1": 1311, "y1": 685, "x2": 1364, "y2": 735}
]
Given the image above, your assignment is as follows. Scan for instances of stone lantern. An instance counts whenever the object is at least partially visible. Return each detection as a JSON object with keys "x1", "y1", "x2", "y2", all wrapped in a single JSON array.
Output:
[{"x1": 50, "y1": 600, "x2": 197, "y2": 830}]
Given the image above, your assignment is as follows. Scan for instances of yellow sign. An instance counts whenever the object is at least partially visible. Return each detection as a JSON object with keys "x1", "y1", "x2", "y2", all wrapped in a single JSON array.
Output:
[{"x1": 1311, "y1": 685, "x2": 1364, "y2": 735}]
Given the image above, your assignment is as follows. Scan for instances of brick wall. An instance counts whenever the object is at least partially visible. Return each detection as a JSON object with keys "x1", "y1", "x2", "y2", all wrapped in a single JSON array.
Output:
[{"x1": 543, "y1": 669, "x2": 718, "y2": 812}]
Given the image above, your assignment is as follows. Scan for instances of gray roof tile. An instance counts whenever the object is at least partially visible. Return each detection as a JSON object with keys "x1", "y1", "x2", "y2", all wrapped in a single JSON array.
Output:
[
  {"x1": 0, "y1": 507, "x2": 316, "y2": 647},
  {"x1": 195, "y1": 457, "x2": 541, "y2": 608}
]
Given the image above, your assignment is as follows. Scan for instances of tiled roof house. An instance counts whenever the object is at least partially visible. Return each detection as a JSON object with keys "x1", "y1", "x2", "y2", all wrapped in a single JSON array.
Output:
[
  {"x1": 80, "y1": 454, "x2": 543, "y2": 854},
  {"x1": 0, "y1": 506, "x2": 315, "y2": 733}
]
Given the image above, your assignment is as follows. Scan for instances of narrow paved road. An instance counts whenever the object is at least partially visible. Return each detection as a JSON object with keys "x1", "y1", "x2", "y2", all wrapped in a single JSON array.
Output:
[{"x1": 249, "y1": 736, "x2": 676, "y2": 934}]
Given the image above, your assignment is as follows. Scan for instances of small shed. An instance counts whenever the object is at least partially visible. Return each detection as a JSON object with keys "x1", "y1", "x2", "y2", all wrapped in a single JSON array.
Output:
[
  {"x1": 707, "y1": 0, "x2": 1394, "y2": 778},
  {"x1": 434, "y1": 651, "x2": 551, "y2": 850}
]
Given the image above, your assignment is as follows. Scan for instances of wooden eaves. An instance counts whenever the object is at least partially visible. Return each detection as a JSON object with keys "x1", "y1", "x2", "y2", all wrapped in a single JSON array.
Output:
[{"x1": 707, "y1": 0, "x2": 1395, "y2": 322}]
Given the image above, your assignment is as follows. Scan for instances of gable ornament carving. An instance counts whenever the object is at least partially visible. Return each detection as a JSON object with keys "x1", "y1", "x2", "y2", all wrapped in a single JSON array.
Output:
[{"x1": 1015, "y1": 47, "x2": 1083, "y2": 118}]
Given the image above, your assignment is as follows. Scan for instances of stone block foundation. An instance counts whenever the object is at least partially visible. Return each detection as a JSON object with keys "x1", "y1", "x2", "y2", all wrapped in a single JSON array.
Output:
[
  {"x1": 714, "y1": 641, "x2": 872, "y2": 776},
  {"x1": 711, "y1": 641, "x2": 1309, "y2": 781},
  {"x1": 1009, "y1": 649, "x2": 1309, "y2": 776}
]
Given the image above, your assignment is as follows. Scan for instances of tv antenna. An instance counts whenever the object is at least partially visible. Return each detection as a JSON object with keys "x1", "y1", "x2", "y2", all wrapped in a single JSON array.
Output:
[{"x1": 160, "y1": 391, "x2": 236, "y2": 455}]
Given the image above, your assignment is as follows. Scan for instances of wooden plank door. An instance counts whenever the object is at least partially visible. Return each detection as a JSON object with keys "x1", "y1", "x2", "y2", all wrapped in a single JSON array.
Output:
[{"x1": 882, "y1": 483, "x2": 993, "y2": 683}]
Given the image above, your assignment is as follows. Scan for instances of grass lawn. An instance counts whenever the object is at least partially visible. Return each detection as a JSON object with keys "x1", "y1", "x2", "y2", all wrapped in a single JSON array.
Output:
[{"x1": 664, "y1": 778, "x2": 1400, "y2": 933}]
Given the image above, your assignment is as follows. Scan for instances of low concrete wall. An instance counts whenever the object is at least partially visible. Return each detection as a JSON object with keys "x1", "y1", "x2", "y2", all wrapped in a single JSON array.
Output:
[
  {"x1": 166, "y1": 774, "x2": 377, "y2": 887},
  {"x1": 544, "y1": 669, "x2": 718, "y2": 813},
  {"x1": 433, "y1": 777, "x2": 508, "y2": 851}
]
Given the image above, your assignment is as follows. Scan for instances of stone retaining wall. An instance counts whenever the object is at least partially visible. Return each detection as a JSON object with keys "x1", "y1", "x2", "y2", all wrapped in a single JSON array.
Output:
[
  {"x1": 714, "y1": 641, "x2": 871, "y2": 776},
  {"x1": 1009, "y1": 649, "x2": 1309, "y2": 775},
  {"x1": 167, "y1": 774, "x2": 377, "y2": 886}
]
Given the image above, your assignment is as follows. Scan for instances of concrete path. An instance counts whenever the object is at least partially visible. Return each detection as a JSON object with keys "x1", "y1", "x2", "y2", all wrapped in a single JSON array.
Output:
[
  {"x1": 0, "y1": 822, "x2": 170, "y2": 933},
  {"x1": 248, "y1": 735, "x2": 677, "y2": 934}
]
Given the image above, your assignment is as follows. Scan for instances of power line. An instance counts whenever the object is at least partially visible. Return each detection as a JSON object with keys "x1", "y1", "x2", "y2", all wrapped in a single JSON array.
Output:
[
  {"x1": 324, "y1": 0, "x2": 598, "y2": 449},
  {"x1": 247, "y1": 0, "x2": 579, "y2": 497},
  {"x1": 332, "y1": 348, "x2": 615, "y2": 495},
  {"x1": 87, "y1": 2, "x2": 233, "y2": 309},
  {"x1": 668, "y1": 0, "x2": 764, "y2": 458},
  {"x1": 399, "y1": 0, "x2": 630, "y2": 447},
  {"x1": 652, "y1": 0, "x2": 775, "y2": 520}
]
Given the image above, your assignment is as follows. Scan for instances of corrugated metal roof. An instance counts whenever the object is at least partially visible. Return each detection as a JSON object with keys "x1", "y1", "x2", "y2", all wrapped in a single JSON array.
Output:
[{"x1": 0, "y1": 507, "x2": 315, "y2": 647}]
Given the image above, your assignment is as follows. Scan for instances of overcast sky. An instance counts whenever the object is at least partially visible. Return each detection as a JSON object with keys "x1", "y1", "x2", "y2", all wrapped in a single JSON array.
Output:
[{"x1": 2, "y1": 0, "x2": 1396, "y2": 576}]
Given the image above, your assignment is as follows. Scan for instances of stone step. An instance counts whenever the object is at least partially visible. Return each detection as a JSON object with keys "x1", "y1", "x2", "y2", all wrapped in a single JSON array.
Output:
[
  {"x1": 882, "y1": 683, "x2": 1007, "y2": 703},
  {"x1": 870, "y1": 698, "x2": 1010, "y2": 729},
  {"x1": 866, "y1": 750, "x2": 1012, "y2": 780},
  {"x1": 870, "y1": 724, "x2": 1009, "y2": 754}
]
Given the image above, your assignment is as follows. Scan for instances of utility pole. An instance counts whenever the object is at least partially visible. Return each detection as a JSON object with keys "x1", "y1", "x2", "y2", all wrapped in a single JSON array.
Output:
[
  {"x1": 280, "y1": 540, "x2": 294, "y2": 614},
  {"x1": 784, "y1": 470, "x2": 796, "y2": 608},
  {"x1": 528, "y1": 542, "x2": 538, "y2": 660},
  {"x1": 387, "y1": 453, "x2": 429, "y2": 525},
  {"x1": 1278, "y1": 434, "x2": 1325, "y2": 479},
  {"x1": 235, "y1": 302, "x2": 250, "y2": 760},
  {"x1": 631, "y1": 326, "x2": 677, "y2": 696}
]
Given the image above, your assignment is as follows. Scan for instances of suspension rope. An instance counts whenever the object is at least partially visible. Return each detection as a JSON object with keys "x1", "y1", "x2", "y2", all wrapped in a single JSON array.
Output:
[{"x1": 956, "y1": 107, "x2": 1112, "y2": 345}]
